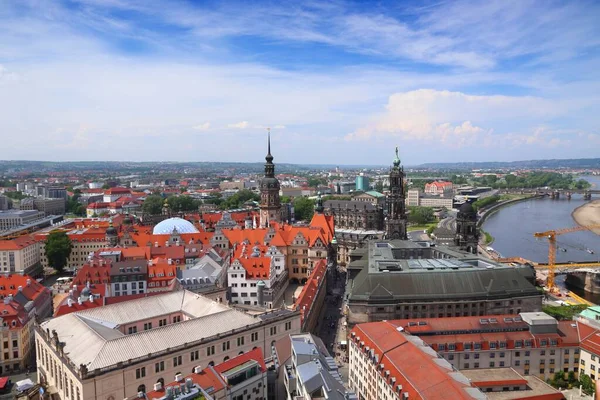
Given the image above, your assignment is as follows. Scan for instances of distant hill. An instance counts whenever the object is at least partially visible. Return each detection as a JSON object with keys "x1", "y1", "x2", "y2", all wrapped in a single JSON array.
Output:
[{"x1": 415, "y1": 158, "x2": 600, "y2": 170}]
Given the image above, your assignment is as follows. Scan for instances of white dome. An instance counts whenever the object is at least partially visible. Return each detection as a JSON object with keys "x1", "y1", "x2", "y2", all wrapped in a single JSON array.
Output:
[{"x1": 153, "y1": 217, "x2": 199, "y2": 235}]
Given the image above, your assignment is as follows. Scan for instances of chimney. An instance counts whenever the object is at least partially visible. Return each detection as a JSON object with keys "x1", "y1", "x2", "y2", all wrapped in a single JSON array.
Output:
[
  {"x1": 175, "y1": 373, "x2": 183, "y2": 382},
  {"x1": 77, "y1": 297, "x2": 83, "y2": 305},
  {"x1": 73, "y1": 285, "x2": 78, "y2": 292},
  {"x1": 168, "y1": 258, "x2": 172, "y2": 265},
  {"x1": 153, "y1": 382, "x2": 162, "y2": 391},
  {"x1": 26, "y1": 279, "x2": 31, "y2": 287},
  {"x1": 155, "y1": 242, "x2": 159, "y2": 248},
  {"x1": 67, "y1": 298, "x2": 73, "y2": 307},
  {"x1": 17, "y1": 286, "x2": 22, "y2": 292},
  {"x1": 193, "y1": 366, "x2": 202, "y2": 374},
  {"x1": 89, "y1": 295, "x2": 94, "y2": 303}
]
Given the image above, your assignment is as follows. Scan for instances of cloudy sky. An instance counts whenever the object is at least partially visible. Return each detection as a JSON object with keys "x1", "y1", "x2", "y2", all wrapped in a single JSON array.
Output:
[{"x1": 1, "y1": 0, "x2": 599, "y2": 165}]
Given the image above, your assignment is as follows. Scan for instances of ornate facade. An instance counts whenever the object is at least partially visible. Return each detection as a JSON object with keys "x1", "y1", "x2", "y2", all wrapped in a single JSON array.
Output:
[
  {"x1": 454, "y1": 201, "x2": 479, "y2": 254},
  {"x1": 259, "y1": 130, "x2": 281, "y2": 228},
  {"x1": 384, "y1": 147, "x2": 407, "y2": 240}
]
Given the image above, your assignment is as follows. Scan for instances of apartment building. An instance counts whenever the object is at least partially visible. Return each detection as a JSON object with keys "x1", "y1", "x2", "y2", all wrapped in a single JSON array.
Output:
[
  {"x1": 349, "y1": 321, "x2": 482, "y2": 400},
  {"x1": 284, "y1": 333, "x2": 356, "y2": 400},
  {"x1": 0, "y1": 275, "x2": 52, "y2": 374},
  {"x1": 145, "y1": 348, "x2": 268, "y2": 400},
  {"x1": 392, "y1": 312, "x2": 580, "y2": 381},
  {"x1": 294, "y1": 259, "x2": 327, "y2": 333},
  {"x1": 228, "y1": 244, "x2": 287, "y2": 309},
  {"x1": 0, "y1": 235, "x2": 42, "y2": 277},
  {"x1": 36, "y1": 290, "x2": 301, "y2": 400}
]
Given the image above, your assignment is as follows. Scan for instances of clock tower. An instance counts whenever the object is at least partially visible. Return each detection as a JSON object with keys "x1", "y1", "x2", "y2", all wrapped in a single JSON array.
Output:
[
  {"x1": 384, "y1": 146, "x2": 408, "y2": 240},
  {"x1": 259, "y1": 129, "x2": 281, "y2": 228}
]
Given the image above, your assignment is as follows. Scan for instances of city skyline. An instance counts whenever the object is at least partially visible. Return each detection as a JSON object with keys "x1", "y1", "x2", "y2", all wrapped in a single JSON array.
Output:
[{"x1": 1, "y1": 0, "x2": 600, "y2": 164}]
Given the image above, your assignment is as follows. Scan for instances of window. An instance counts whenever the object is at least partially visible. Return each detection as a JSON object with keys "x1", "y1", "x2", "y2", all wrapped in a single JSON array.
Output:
[
  {"x1": 500, "y1": 352, "x2": 505, "y2": 358},
  {"x1": 550, "y1": 350, "x2": 556, "y2": 356},
  {"x1": 464, "y1": 354, "x2": 470, "y2": 360},
  {"x1": 11, "y1": 340, "x2": 17, "y2": 348},
  {"x1": 143, "y1": 322, "x2": 152, "y2": 331},
  {"x1": 237, "y1": 337, "x2": 244, "y2": 347},
  {"x1": 490, "y1": 362, "x2": 495, "y2": 367},
  {"x1": 541, "y1": 350, "x2": 546, "y2": 356},
  {"x1": 128, "y1": 326, "x2": 137, "y2": 334},
  {"x1": 159, "y1": 319, "x2": 167, "y2": 327},
  {"x1": 464, "y1": 363, "x2": 470, "y2": 369},
  {"x1": 155, "y1": 361, "x2": 164, "y2": 373},
  {"x1": 474, "y1": 354, "x2": 480, "y2": 359},
  {"x1": 251, "y1": 332, "x2": 259, "y2": 342},
  {"x1": 207, "y1": 346, "x2": 215, "y2": 356},
  {"x1": 285, "y1": 321, "x2": 292, "y2": 331},
  {"x1": 191, "y1": 350, "x2": 199, "y2": 361},
  {"x1": 270, "y1": 326, "x2": 277, "y2": 336},
  {"x1": 540, "y1": 368, "x2": 545, "y2": 374},
  {"x1": 515, "y1": 360, "x2": 520, "y2": 366},
  {"x1": 222, "y1": 341, "x2": 230, "y2": 351},
  {"x1": 525, "y1": 351, "x2": 530, "y2": 357},
  {"x1": 474, "y1": 362, "x2": 479, "y2": 368},
  {"x1": 173, "y1": 355, "x2": 182, "y2": 367},
  {"x1": 438, "y1": 344, "x2": 445, "y2": 351},
  {"x1": 448, "y1": 344, "x2": 456, "y2": 351},
  {"x1": 500, "y1": 361, "x2": 505, "y2": 367},
  {"x1": 136, "y1": 367, "x2": 146, "y2": 379},
  {"x1": 464, "y1": 343, "x2": 472, "y2": 351}
]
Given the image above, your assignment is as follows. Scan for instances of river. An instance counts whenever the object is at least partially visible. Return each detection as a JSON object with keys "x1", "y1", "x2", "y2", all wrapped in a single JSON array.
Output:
[{"x1": 482, "y1": 176, "x2": 600, "y2": 301}]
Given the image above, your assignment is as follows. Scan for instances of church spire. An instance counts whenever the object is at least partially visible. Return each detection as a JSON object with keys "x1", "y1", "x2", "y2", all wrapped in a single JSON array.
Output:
[{"x1": 265, "y1": 128, "x2": 273, "y2": 164}]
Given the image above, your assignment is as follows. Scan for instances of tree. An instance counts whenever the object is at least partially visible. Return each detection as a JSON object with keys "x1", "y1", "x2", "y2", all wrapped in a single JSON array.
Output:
[
  {"x1": 294, "y1": 197, "x2": 315, "y2": 221},
  {"x1": 307, "y1": 177, "x2": 327, "y2": 188},
  {"x1": 143, "y1": 194, "x2": 164, "y2": 215},
  {"x1": 374, "y1": 181, "x2": 384, "y2": 193},
  {"x1": 44, "y1": 231, "x2": 72, "y2": 273},
  {"x1": 408, "y1": 206, "x2": 435, "y2": 225},
  {"x1": 220, "y1": 190, "x2": 260, "y2": 210}
]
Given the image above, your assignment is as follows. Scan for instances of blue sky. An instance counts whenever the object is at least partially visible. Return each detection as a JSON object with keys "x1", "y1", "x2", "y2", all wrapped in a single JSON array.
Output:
[{"x1": 1, "y1": 0, "x2": 600, "y2": 165}]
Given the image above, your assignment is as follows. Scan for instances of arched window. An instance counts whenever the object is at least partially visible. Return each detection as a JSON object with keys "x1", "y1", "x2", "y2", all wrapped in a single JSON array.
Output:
[
  {"x1": 223, "y1": 356, "x2": 229, "y2": 362},
  {"x1": 157, "y1": 378, "x2": 165, "y2": 386},
  {"x1": 239, "y1": 351, "x2": 244, "y2": 355},
  {"x1": 208, "y1": 361, "x2": 215, "y2": 367},
  {"x1": 137, "y1": 385, "x2": 146, "y2": 393}
]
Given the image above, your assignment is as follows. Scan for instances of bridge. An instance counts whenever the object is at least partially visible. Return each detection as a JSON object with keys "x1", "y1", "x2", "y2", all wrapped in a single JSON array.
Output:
[
  {"x1": 499, "y1": 188, "x2": 598, "y2": 200},
  {"x1": 495, "y1": 257, "x2": 600, "y2": 270}
]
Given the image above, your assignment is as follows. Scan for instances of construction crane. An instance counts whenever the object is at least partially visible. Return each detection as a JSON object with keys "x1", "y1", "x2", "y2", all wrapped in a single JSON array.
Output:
[{"x1": 534, "y1": 224, "x2": 600, "y2": 292}]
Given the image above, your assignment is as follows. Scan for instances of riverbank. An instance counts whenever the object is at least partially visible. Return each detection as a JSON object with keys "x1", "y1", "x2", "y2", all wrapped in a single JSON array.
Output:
[
  {"x1": 572, "y1": 200, "x2": 600, "y2": 235},
  {"x1": 477, "y1": 194, "x2": 542, "y2": 227}
]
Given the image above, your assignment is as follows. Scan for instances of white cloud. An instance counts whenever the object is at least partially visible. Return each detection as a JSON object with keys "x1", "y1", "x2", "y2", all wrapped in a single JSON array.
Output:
[
  {"x1": 228, "y1": 121, "x2": 249, "y2": 129},
  {"x1": 192, "y1": 122, "x2": 210, "y2": 131},
  {"x1": 345, "y1": 89, "x2": 569, "y2": 149}
]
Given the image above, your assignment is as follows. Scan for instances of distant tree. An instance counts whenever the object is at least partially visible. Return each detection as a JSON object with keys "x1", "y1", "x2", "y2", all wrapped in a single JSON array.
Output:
[
  {"x1": 374, "y1": 181, "x2": 384, "y2": 193},
  {"x1": 168, "y1": 196, "x2": 201, "y2": 212},
  {"x1": 3, "y1": 191, "x2": 28, "y2": 201},
  {"x1": 74, "y1": 204, "x2": 86, "y2": 216},
  {"x1": 293, "y1": 197, "x2": 315, "y2": 221},
  {"x1": 102, "y1": 183, "x2": 111, "y2": 189},
  {"x1": 408, "y1": 206, "x2": 435, "y2": 225},
  {"x1": 280, "y1": 196, "x2": 292, "y2": 204},
  {"x1": 307, "y1": 177, "x2": 327, "y2": 188},
  {"x1": 220, "y1": 190, "x2": 260, "y2": 210},
  {"x1": 143, "y1": 194, "x2": 164, "y2": 215},
  {"x1": 44, "y1": 231, "x2": 72, "y2": 273}
]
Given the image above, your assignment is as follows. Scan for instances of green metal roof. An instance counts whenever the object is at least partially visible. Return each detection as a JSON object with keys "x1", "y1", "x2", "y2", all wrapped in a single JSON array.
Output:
[{"x1": 364, "y1": 191, "x2": 385, "y2": 198}]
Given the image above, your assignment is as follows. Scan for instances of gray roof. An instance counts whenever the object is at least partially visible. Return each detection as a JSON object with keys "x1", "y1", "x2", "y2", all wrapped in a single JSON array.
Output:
[
  {"x1": 110, "y1": 259, "x2": 148, "y2": 275},
  {"x1": 324, "y1": 200, "x2": 378, "y2": 211},
  {"x1": 348, "y1": 241, "x2": 538, "y2": 302},
  {"x1": 41, "y1": 290, "x2": 258, "y2": 371}
]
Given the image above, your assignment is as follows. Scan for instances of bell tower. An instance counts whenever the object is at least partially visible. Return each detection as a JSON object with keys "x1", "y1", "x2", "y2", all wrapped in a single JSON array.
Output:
[
  {"x1": 384, "y1": 146, "x2": 408, "y2": 240},
  {"x1": 455, "y1": 202, "x2": 479, "y2": 254},
  {"x1": 259, "y1": 129, "x2": 281, "y2": 228}
]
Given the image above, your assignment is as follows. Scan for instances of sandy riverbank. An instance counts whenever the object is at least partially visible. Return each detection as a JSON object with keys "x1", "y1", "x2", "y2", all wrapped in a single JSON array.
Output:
[{"x1": 572, "y1": 200, "x2": 600, "y2": 235}]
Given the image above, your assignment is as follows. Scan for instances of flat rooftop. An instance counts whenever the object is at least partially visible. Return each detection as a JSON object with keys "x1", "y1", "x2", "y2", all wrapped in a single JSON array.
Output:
[{"x1": 462, "y1": 369, "x2": 563, "y2": 400}]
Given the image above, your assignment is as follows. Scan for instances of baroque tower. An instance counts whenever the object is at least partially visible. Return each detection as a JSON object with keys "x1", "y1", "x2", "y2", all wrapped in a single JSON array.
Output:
[
  {"x1": 455, "y1": 201, "x2": 479, "y2": 254},
  {"x1": 384, "y1": 147, "x2": 408, "y2": 240},
  {"x1": 259, "y1": 129, "x2": 281, "y2": 228}
]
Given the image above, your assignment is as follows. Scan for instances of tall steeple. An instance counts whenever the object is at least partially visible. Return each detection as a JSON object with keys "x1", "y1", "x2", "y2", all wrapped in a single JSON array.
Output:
[
  {"x1": 259, "y1": 128, "x2": 281, "y2": 228},
  {"x1": 384, "y1": 146, "x2": 408, "y2": 240}
]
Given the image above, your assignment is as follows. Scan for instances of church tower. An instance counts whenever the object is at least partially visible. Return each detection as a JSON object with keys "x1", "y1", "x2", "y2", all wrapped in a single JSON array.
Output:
[
  {"x1": 384, "y1": 147, "x2": 408, "y2": 240},
  {"x1": 259, "y1": 129, "x2": 281, "y2": 228},
  {"x1": 455, "y1": 201, "x2": 479, "y2": 254}
]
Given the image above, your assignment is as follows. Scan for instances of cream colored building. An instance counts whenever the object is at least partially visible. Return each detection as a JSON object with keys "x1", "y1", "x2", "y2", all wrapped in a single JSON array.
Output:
[
  {"x1": 36, "y1": 290, "x2": 300, "y2": 400},
  {"x1": 0, "y1": 235, "x2": 42, "y2": 276}
]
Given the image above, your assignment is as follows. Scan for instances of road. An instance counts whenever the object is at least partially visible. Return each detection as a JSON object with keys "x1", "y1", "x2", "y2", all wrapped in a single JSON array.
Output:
[{"x1": 316, "y1": 267, "x2": 349, "y2": 384}]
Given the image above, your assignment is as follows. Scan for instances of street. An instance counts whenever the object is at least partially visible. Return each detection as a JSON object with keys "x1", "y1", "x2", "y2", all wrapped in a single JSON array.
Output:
[{"x1": 316, "y1": 266, "x2": 349, "y2": 384}]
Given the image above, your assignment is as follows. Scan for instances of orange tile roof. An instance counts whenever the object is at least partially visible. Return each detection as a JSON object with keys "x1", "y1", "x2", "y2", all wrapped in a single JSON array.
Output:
[
  {"x1": 0, "y1": 235, "x2": 38, "y2": 250},
  {"x1": 0, "y1": 275, "x2": 49, "y2": 303},
  {"x1": 233, "y1": 244, "x2": 272, "y2": 279},
  {"x1": 352, "y1": 321, "x2": 479, "y2": 400},
  {"x1": 148, "y1": 260, "x2": 178, "y2": 284},
  {"x1": 295, "y1": 259, "x2": 327, "y2": 326},
  {"x1": 213, "y1": 347, "x2": 266, "y2": 374}
]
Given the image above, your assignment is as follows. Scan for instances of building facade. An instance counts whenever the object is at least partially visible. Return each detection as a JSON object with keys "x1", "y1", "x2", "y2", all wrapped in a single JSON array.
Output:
[
  {"x1": 455, "y1": 201, "x2": 479, "y2": 254},
  {"x1": 345, "y1": 241, "x2": 541, "y2": 325},
  {"x1": 36, "y1": 290, "x2": 301, "y2": 400},
  {"x1": 324, "y1": 200, "x2": 383, "y2": 231},
  {"x1": 384, "y1": 148, "x2": 407, "y2": 240},
  {"x1": 0, "y1": 210, "x2": 45, "y2": 231},
  {"x1": 259, "y1": 132, "x2": 281, "y2": 228},
  {"x1": 0, "y1": 235, "x2": 42, "y2": 277}
]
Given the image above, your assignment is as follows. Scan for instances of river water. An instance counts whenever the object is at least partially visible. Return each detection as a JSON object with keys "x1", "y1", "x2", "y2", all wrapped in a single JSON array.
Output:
[{"x1": 482, "y1": 176, "x2": 600, "y2": 301}]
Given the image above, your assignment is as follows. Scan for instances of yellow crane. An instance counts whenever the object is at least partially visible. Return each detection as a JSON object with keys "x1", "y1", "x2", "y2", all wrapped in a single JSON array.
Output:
[{"x1": 534, "y1": 224, "x2": 600, "y2": 291}]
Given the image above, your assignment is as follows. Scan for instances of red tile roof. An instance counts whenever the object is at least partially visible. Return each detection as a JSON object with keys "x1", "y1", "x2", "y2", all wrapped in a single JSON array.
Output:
[
  {"x1": 104, "y1": 187, "x2": 131, "y2": 195},
  {"x1": 295, "y1": 259, "x2": 327, "y2": 326},
  {"x1": 0, "y1": 275, "x2": 48, "y2": 303},
  {"x1": 0, "y1": 235, "x2": 38, "y2": 250},
  {"x1": 352, "y1": 321, "x2": 479, "y2": 400},
  {"x1": 213, "y1": 347, "x2": 266, "y2": 374}
]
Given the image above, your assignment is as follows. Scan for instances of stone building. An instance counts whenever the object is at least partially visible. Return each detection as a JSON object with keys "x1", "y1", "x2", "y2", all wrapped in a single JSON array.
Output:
[
  {"x1": 384, "y1": 147, "x2": 407, "y2": 240},
  {"x1": 323, "y1": 200, "x2": 383, "y2": 231},
  {"x1": 455, "y1": 201, "x2": 479, "y2": 254},
  {"x1": 345, "y1": 241, "x2": 541, "y2": 325},
  {"x1": 259, "y1": 130, "x2": 281, "y2": 228}
]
